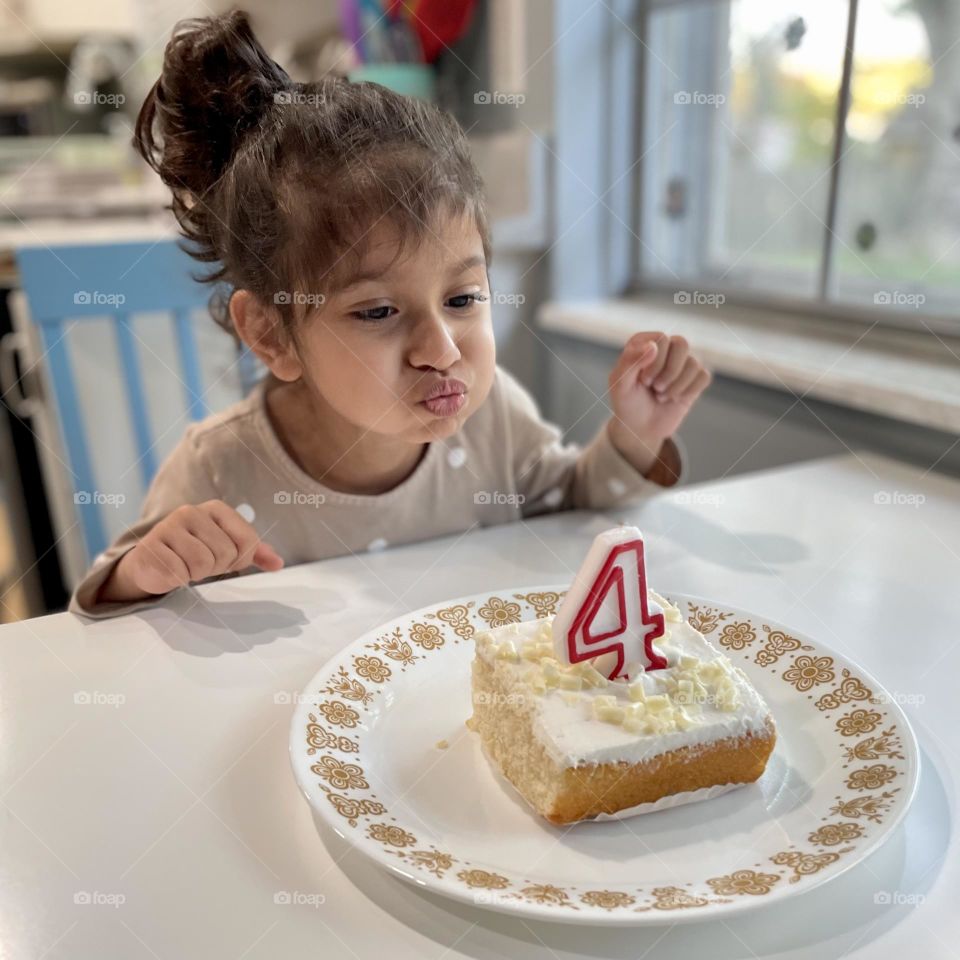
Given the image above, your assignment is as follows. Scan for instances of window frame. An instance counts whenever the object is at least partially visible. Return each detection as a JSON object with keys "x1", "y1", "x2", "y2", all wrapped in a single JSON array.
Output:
[{"x1": 550, "y1": 0, "x2": 960, "y2": 338}]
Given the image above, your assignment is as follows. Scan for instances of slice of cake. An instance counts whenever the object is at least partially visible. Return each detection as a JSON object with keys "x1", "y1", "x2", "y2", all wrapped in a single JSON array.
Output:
[{"x1": 468, "y1": 526, "x2": 776, "y2": 825}]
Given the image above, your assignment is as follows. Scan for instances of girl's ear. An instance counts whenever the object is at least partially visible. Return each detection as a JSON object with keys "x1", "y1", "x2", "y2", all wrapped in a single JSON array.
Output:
[{"x1": 230, "y1": 289, "x2": 303, "y2": 382}]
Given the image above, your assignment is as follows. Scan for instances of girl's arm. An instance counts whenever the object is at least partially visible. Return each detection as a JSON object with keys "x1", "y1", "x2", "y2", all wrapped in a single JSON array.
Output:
[
  {"x1": 497, "y1": 336, "x2": 707, "y2": 517},
  {"x1": 69, "y1": 425, "x2": 281, "y2": 619}
]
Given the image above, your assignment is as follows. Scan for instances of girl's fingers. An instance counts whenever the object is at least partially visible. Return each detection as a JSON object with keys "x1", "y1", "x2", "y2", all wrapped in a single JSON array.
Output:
[
  {"x1": 640, "y1": 334, "x2": 671, "y2": 385},
  {"x1": 205, "y1": 499, "x2": 283, "y2": 573},
  {"x1": 162, "y1": 526, "x2": 219, "y2": 582},
  {"x1": 678, "y1": 368, "x2": 713, "y2": 404},
  {"x1": 253, "y1": 542, "x2": 284, "y2": 571},
  {"x1": 652, "y1": 337, "x2": 689, "y2": 392},
  {"x1": 610, "y1": 338, "x2": 657, "y2": 392},
  {"x1": 138, "y1": 540, "x2": 191, "y2": 591},
  {"x1": 204, "y1": 500, "x2": 264, "y2": 572},
  {"x1": 182, "y1": 508, "x2": 240, "y2": 573},
  {"x1": 662, "y1": 356, "x2": 702, "y2": 399}
]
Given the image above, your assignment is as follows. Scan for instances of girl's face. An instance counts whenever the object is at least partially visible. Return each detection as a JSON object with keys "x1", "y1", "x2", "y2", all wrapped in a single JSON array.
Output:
[{"x1": 292, "y1": 212, "x2": 496, "y2": 445}]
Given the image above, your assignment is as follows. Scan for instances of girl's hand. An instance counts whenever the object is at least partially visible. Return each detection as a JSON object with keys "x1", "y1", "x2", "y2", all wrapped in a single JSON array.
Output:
[
  {"x1": 606, "y1": 332, "x2": 712, "y2": 475},
  {"x1": 99, "y1": 500, "x2": 284, "y2": 602}
]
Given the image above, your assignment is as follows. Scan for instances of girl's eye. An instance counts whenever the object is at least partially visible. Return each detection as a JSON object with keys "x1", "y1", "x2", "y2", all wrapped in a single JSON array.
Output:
[
  {"x1": 351, "y1": 293, "x2": 487, "y2": 323},
  {"x1": 447, "y1": 292, "x2": 488, "y2": 310},
  {"x1": 352, "y1": 305, "x2": 396, "y2": 323}
]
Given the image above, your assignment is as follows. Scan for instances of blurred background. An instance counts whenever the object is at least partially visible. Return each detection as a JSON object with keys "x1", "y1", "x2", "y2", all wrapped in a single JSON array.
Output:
[{"x1": 0, "y1": 0, "x2": 957, "y2": 621}]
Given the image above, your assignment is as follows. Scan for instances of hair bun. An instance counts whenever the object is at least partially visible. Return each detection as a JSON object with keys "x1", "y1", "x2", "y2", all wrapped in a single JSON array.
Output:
[{"x1": 135, "y1": 10, "x2": 291, "y2": 203}]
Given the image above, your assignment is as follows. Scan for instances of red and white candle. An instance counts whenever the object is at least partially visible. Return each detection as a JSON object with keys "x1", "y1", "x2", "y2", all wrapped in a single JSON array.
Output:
[{"x1": 552, "y1": 526, "x2": 667, "y2": 682}]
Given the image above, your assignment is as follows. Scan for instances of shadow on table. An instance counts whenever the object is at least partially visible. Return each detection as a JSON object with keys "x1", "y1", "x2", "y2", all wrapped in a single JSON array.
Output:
[
  {"x1": 315, "y1": 745, "x2": 949, "y2": 959},
  {"x1": 648, "y1": 502, "x2": 809, "y2": 574},
  {"x1": 142, "y1": 594, "x2": 312, "y2": 655}
]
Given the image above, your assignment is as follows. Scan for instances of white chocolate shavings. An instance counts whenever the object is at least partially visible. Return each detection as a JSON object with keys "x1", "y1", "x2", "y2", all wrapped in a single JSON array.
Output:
[{"x1": 474, "y1": 604, "x2": 748, "y2": 739}]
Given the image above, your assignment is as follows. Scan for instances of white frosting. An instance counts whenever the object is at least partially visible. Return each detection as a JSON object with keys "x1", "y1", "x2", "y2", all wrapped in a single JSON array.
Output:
[{"x1": 474, "y1": 591, "x2": 772, "y2": 769}]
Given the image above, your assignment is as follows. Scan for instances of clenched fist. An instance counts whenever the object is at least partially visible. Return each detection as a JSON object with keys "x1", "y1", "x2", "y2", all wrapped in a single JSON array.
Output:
[
  {"x1": 606, "y1": 331, "x2": 712, "y2": 475},
  {"x1": 97, "y1": 500, "x2": 283, "y2": 604}
]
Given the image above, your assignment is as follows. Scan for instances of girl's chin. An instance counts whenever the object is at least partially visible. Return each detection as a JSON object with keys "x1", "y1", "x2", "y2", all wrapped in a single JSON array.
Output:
[{"x1": 409, "y1": 413, "x2": 465, "y2": 442}]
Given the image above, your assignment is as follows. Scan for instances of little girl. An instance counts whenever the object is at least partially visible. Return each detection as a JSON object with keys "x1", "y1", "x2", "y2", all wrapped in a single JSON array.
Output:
[{"x1": 70, "y1": 11, "x2": 711, "y2": 619}]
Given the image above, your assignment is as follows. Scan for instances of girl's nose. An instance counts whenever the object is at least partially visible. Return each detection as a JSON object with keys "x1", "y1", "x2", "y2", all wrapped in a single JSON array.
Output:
[{"x1": 407, "y1": 312, "x2": 462, "y2": 371}]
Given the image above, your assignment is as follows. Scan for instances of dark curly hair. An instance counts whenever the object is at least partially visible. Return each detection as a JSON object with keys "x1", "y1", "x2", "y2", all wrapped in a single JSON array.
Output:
[{"x1": 133, "y1": 9, "x2": 491, "y2": 339}]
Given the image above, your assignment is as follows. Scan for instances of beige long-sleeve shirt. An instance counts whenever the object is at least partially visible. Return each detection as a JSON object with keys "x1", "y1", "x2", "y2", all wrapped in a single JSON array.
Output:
[{"x1": 69, "y1": 365, "x2": 683, "y2": 619}]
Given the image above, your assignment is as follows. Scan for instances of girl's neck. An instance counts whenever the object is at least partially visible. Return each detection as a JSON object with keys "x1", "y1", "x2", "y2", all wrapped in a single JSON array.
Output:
[{"x1": 264, "y1": 376, "x2": 428, "y2": 495}]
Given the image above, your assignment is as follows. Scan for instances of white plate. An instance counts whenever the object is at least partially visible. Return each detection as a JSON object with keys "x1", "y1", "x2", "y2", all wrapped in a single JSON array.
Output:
[{"x1": 289, "y1": 586, "x2": 920, "y2": 925}]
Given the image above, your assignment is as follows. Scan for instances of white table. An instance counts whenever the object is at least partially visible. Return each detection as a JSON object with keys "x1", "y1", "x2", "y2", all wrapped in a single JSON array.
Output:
[{"x1": 1, "y1": 453, "x2": 956, "y2": 958}]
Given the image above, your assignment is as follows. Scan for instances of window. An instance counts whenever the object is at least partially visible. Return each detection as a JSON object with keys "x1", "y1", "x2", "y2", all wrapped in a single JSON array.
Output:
[{"x1": 638, "y1": 0, "x2": 959, "y2": 322}]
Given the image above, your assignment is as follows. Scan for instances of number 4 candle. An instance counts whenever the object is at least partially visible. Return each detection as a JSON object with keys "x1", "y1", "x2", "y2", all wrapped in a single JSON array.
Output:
[{"x1": 552, "y1": 526, "x2": 667, "y2": 682}]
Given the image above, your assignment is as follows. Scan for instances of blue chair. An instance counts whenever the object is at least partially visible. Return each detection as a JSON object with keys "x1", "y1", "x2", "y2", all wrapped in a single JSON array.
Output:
[{"x1": 15, "y1": 239, "x2": 261, "y2": 562}]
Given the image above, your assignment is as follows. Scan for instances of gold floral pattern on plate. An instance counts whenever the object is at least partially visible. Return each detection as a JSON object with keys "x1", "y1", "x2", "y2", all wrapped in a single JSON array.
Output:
[
  {"x1": 835, "y1": 708, "x2": 883, "y2": 737},
  {"x1": 305, "y1": 714, "x2": 359, "y2": 754},
  {"x1": 477, "y1": 596, "x2": 523, "y2": 628},
  {"x1": 845, "y1": 764, "x2": 899, "y2": 791},
  {"x1": 317, "y1": 700, "x2": 360, "y2": 728},
  {"x1": 457, "y1": 868, "x2": 510, "y2": 889},
  {"x1": 513, "y1": 591, "x2": 563, "y2": 619},
  {"x1": 289, "y1": 589, "x2": 917, "y2": 923},
  {"x1": 783, "y1": 654, "x2": 835, "y2": 692},
  {"x1": 686, "y1": 604, "x2": 731, "y2": 634},
  {"x1": 634, "y1": 886, "x2": 718, "y2": 911},
  {"x1": 512, "y1": 883, "x2": 578, "y2": 909},
  {"x1": 717, "y1": 621, "x2": 757, "y2": 651},
  {"x1": 829, "y1": 790, "x2": 900, "y2": 823},
  {"x1": 369, "y1": 627, "x2": 419, "y2": 667},
  {"x1": 424, "y1": 602, "x2": 476, "y2": 640},
  {"x1": 322, "y1": 666, "x2": 372, "y2": 705},
  {"x1": 353, "y1": 654, "x2": 392, "y2": 683},
  {"x1": 770, "y1": 848, "x2": 853, "y2": 883},
  {"x1": 808, "y1": 822, "x2": 864, "y2": 846},
  {"x1": 368, "y1": 823, "x2": 417, "y2": 847},
  {"x1": 706, "y1": 869, "x2": 780, "y2": 896},
  {"x1": 815, "y1": 670, "x2": 873, "y2": 711},
  {"x1": 311, "y1": 755, "x2": 369, "y2": 791},
  {"x1": 408, "y1": 622, "x2": 444, "y2": 649},
  {"x1": 387, "y1": 847, "x2": 457, "y2": 878},
  {"x1": 580, "y1": 890, "x2": 636, "y2": 910},
  {"x1": 754, "y1": 625, "x2": 814, "y2": 666},
  {"x1": 842, "y1": 729, "x2": 903, "y2": 764},
  {"x1": 323, "y1": 792, "x2": 386, "y2": 827}
]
